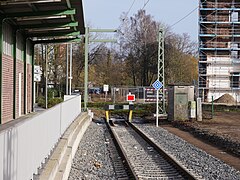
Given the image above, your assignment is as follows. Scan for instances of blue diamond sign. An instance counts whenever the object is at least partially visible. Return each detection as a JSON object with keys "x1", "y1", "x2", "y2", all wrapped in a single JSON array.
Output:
[{"x1": 152, "y1": 79, "x2": 163, "y2": 90}]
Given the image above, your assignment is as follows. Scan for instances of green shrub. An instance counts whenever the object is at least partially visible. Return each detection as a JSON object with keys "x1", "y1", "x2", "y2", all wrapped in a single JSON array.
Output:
[
  {"x1": 36, "y1": 95, "x2": 63, "y2": 109},
  {"x1": 37, "y1": 96, "x2": 45, "y2": 108},
  {"x1": 48, "y1": 88, "x2": 58, "y2": 99},
  {"x1": 48, "y1": 97, "x2": 63, "y2": 108}
]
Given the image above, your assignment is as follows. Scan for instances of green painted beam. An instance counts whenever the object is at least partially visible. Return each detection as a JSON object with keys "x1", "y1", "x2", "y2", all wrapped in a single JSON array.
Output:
[
  {"x1": 66, "y1": 0, "x2": 77, "y2": 31},
  {"x1": 5, "y1": 9, "x2": 76, "y2": 18},
  {"x1": 24, "y1": 22, "x2": 78, "y2": 30},
  {"x1": 19, "y1": 22, "x2": 78, "y2": 29},
  {"x1": 89, "y1": 29, "x2": 117, "y2": 33},
  {"x1": 13, "y1": 29, "x2": 17, "y2": 119},
  {"x1": 28, "y1": 31, "x2": 80, "y2": 37},
  {"x1": 0, "y1": 20, "x2": 2, "y2": 124},
  {"x1": 90, "y1": 39, "x2": 117, "y2": 43},
  {"x1": 33, "y1": 37, "x2": 81, "y2": 44}
]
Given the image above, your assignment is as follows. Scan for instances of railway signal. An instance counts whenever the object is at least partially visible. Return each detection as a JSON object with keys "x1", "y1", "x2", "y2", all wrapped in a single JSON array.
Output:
[{"x1": 127, "y1": 93, "x2": 135, "y2": 102}]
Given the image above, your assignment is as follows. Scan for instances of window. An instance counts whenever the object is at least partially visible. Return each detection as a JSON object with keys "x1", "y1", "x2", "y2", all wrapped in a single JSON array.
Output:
[
  {"x1": 2, "y1": 22, "x2": 13, "y2": 56},
  {"x1": 230, "y1": 73, "x2": 240, "y2": 88},
  {"x1": 16, "y1": 32, "x2": 24, "y2": 61},
  {"x1": 231, "y1": 11, "x2": 238, "y2": 22}
]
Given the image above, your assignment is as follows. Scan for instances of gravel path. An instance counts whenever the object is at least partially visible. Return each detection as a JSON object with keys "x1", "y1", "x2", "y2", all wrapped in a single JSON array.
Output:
[
  {"x1": 68, "y1": 120, "x2": 118, "y2": 180},
  {"x1": 134, "y1": 123, "x2": 240, "y2": 180}
]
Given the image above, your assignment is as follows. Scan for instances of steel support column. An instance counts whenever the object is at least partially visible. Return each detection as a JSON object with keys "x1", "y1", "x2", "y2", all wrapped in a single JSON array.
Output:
[
  {"x1": 84, "y1": 27, "x2": 89, "y2": 110},
  {"x1": 83, "y1": 28, "x2": 116, "y2": 110},
  {"x1": 31, "y1": 43, "x2": 34, "y2": 112},
  {"x1": 69, "y1": 43, "x2": 72, "y2": 95},
  {"x1": 13, "y1": 29, "x2": 17, "y2": 119},
  {"x1": 45, "y1": 45, "x2": 48, "y2": 109},
  {"x1": 66, "y1": 44, "x2": 69, "y2": 95},
  {"x1": 23, "y1": 38, "x2": 27, "y2": 114},
  {"x1": 157, "y1": 29, "x2": 166, "y2": 114}
]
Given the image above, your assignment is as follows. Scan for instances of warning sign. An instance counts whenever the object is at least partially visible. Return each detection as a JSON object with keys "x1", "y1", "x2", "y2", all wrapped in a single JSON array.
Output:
[{"x1": 127, "y1": 94, "x2": 135, "y2": 102}]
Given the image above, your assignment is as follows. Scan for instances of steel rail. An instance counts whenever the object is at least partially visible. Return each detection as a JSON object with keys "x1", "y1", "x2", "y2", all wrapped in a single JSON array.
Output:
[
  {"x1": 128, "y1": 122, "x2": 197, "y2": 180},
  {"x1": 106, "y1": 120, "x2": 137, "y2": 179}
]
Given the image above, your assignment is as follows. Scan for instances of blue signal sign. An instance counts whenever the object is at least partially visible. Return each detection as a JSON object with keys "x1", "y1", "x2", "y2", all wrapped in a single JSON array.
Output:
[{"x1": 152, "y1": 80, "x2": 163, "y2": 90}]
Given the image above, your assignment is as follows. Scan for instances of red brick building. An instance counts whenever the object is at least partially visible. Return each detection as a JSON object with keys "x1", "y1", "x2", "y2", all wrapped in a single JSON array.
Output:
[{"x1": 0, "y1": 0, "x2": 85, "y2": 124}]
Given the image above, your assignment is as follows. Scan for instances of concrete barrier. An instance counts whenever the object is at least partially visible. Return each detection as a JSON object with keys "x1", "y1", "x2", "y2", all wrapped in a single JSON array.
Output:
[
  {"x1": 0, "y1": 96, "x2": 82, "y2": 180},
  {"x1": 38, "y1": 111, "x2": 92, "y2": 180}
]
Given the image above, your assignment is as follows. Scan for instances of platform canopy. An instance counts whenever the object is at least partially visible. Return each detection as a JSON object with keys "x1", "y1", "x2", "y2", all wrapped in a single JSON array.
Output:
[{"x1": 0, "y1": 0, "x2": 85, "y2": 44}]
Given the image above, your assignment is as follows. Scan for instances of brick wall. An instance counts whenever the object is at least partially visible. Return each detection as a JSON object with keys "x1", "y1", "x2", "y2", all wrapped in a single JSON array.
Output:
[{"x1": 2, "y1": 54, "x2": 13, "y2": 123}]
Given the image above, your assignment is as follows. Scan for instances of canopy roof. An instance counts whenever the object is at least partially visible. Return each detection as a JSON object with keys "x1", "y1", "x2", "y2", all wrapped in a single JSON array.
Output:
[{"x1": 0, "y1": 0, "x2": 85, "y2": 43}]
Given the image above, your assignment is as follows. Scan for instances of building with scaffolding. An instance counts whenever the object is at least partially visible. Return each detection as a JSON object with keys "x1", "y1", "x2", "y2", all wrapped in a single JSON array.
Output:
[{"x1": 199, "y1": 0, "x2": 240, "y2": 102}]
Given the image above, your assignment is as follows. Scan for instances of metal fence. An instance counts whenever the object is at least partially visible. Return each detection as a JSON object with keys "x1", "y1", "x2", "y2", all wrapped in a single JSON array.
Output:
[
  {"x1": 111, "y1": 86, "x2": 162, "y2": 103},
  {"x1": 0, "y1": 95, "x2": 81, "y2": 180}
]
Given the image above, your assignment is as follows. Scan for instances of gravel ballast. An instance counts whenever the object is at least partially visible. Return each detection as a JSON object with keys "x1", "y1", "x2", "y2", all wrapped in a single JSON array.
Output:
[
  {"x1": 134, "y1": 123, "x2": 240, "y2": 180},
  {"x1": 68, "y1": 120, "x2": 118, "y2": 180},
  {"x1": 68, "y1": 118, "x2": 240, "y2": 180}
]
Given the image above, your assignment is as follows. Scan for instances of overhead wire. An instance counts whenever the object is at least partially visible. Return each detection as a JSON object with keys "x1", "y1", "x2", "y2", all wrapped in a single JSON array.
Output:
[
  {"x1": 170, "y1": 7, "x2": 198, "y2": 28},
  {"x1": 141, "y1": 0, "x2": 150, "y2": 10},
  {"x1": 122, "y1": 0, "x2": 136, "y2": 21},
  {"x1": 170, "y1": 0, "x2": 207, "y2": 28}
]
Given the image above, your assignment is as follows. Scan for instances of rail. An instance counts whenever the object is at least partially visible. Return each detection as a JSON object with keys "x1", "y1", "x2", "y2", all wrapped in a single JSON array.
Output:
[
  {"x1": 128, "y1": 122, "x2": 196, "y2": 180},
  {"x1": 107, "y1": 119, "x2": 196, "y2": 179}
]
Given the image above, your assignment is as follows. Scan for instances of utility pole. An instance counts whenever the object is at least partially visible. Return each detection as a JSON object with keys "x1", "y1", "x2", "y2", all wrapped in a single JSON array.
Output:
[{"x1": 84, "y1": 27, "x2": 117, "y2": 110}]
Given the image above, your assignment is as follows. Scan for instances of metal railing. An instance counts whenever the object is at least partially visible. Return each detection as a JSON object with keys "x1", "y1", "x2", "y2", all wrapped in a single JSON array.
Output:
[{"x1": 0, "y1": 95, "x2": 81, "y2": 180}]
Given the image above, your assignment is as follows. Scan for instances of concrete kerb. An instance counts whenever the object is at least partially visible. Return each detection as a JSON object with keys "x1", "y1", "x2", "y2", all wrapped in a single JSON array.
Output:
[
  {"x1": 56, "y1": 114, "x2": 92, "y2": 180},
  {"x1": 39, "y1": 111, "x2": 92, "y2": 180}
]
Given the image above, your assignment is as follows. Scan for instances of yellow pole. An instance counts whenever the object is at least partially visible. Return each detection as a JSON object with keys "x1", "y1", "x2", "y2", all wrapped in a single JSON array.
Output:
[
  {"x1": 128, "y1": 110, "x2": 133, "y2": 122},
  {"x1": 105, "y1": 111, "x2": 109, "y2": 122}
]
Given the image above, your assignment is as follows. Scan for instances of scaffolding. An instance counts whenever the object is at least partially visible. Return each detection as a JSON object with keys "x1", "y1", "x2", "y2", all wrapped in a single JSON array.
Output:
[{"x1": 199, "y1": 0, "x2": 240, "y2": 102}]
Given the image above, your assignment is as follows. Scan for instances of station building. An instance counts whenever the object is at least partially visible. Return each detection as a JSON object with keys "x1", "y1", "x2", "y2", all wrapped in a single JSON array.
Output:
[{"x1": 0, "y1": 0, "x2": 85, "y2": 124}]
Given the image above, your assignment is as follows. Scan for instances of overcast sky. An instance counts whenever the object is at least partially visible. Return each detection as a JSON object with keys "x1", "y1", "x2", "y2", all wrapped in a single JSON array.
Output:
[{"x1": 83, "y1": 0, "x2": 198, "y2": 41}]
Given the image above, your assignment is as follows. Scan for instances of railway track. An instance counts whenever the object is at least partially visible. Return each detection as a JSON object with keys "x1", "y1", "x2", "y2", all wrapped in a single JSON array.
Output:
[{"x1": 107, "y1": 119, "x2": 197, "y2": 180}]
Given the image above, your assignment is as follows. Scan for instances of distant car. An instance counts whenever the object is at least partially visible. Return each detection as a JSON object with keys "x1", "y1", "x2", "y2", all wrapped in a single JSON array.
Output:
[
  {"x1": 89, "y1": 87, "x2": 101, "y2": 94},
  {"x1": 71, "y1": 89, "x2": 80, "y2": 95}
]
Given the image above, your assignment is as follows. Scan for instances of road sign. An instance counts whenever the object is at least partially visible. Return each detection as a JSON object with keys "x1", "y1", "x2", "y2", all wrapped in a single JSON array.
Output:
[
  {"x1": 34, "y1": 65, "x2": 42, "y2": 74},
  {"x1": 103, "y1": 84, "x2": 109, "y2": 92},
  {"x1": 127, "y1": 94, "x2": 135, "y2": 102},
  {"x1": 152, "y1": 79, "x2": 163, "y2": 91},
  {"x1": 34, "y1": 74, "x2": 41, "y2": 82}
]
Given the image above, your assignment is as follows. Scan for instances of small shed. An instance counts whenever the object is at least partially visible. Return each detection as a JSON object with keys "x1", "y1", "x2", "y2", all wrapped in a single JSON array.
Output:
[{"x1": 168, "y1": 84, "x2": 194, "y2": 121}]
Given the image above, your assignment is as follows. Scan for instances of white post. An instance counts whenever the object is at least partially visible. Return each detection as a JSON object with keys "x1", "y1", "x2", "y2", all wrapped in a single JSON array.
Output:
[
  {"x1": 113, "y1": 87, "x2": 116, "y2": 103},
  {"x1": 69, "y1": 43, "x2": 72, "y2": 95},
  {"x1": 33, "y1": 81, "x2": 36, "y2": 107},
  {"x1": 156, "y1": 89, "x2": 159, "y2": 127},
  {"x1": 66, "y1": 44, "x2": 69, "y2": 95},
  {"x1": 197, "y1": 97, "x2": 202, "y2": 121},
  {"x1": 105, "y1": 91, "x2": 107, "y2": 102},
  {"x1": 45, "y1": 45, "x2": 48, "y2": 109}
]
